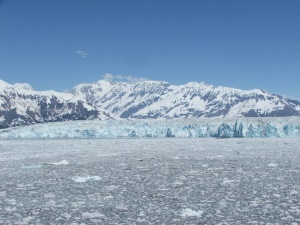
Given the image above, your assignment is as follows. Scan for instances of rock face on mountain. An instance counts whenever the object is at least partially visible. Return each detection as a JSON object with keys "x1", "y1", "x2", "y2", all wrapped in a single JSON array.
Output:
[
  {"x1": 66, "y1": 80, "x2": 300, "y2": 119},
  {"x1": 0, "y1": 80, "x2": 111, "y2": 129}
]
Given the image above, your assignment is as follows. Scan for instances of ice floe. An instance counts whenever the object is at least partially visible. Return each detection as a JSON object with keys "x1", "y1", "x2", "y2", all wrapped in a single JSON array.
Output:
[{"x1": 71, "y1": 176, "x2": 102, "y2": 183}]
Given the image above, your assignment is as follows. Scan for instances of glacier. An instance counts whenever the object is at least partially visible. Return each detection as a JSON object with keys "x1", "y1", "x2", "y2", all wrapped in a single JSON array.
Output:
[{"x1": 0, "y1": 117, "x2": 299, "y2": 139}]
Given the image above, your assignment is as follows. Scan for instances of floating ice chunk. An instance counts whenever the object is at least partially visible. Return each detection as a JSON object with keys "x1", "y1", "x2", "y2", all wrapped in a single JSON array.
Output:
[
  {"x1": 219, "y1": 199, "x2": 227, "y2": 207},
  {"x1": 171, "y1": 181, "x2": 184, "y2": 187},
  {"x1": 268, "y1": 163, "x2": 278, "y2": 167},
  {"x1": 98, "y1": 153, "x2": 118, "y2": 157},
  {"x1": 46, "y1": 200, "x2": 57, "y2": 206},
  {"x1": 103, "y1": 195, "x2": 114, "y2": 199},
  {"x1": 138, "y1": 211, "x2": 145, "y2": 217},
  {"x1": 5, "y1": 206, "x2": 17, "y2": 212},
  {"x1": 290, "y1": 190, "x2": 298, "y2": 196},
  {"x1": 221, "y1": 179, "x2": 236, "y2": 186},
  {"x1": 71, "y1": 176, "x2": 102, "y2": 183},
  {"x1": 81, "y1": 212, "x2": 104, "y2": 219},
  {"x1": 61, "y1": 213, "x2": 71, "y2": 219},
  {"x1": 105, "y1": 185, "x2": 119, "y2": 191},
  {"x1": 0, "y1": 191, "x2": 6, "y2": 198},
  {"x1": 21, "y1": 165, "x2": 42, "y2": 169},
  {"x1": 44, "y1": 193, "x2": 55, "y2": 198},
  {"x1": 6, "y1": 198, "x2": 17, "y2": 205},
  {"x1": 23, "y1": 216, "x2": 34, "y2": 222},
  {"x1": 181, "y1": 208, "x2": 203, "y2": 217},
  {"x1": 115, "y1": 204, "x2": 128, "y2": 211},
  {"x1": 48, "y1": 160, "x2": 69, "y2": 165}
]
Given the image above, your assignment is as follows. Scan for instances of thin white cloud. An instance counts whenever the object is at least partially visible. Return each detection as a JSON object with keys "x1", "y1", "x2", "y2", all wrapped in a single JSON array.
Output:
[
  {"x1": 102, "y1": 73, "x2": 148, "y2": 82},
  {"x1": 74, "y1": 50, "x2": 88, "y2": 58},
  {"x1": 282, "y1": 94, "x2": 300, "y2": 101}
]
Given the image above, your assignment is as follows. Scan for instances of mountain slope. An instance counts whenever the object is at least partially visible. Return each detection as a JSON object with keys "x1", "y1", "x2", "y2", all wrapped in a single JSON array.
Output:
[
  {"x1": 66, "y1": 79, "x2": 300, "y2": 119},
  {"x1": 1, "y1": 78, "x2": 300, "y2": 129},
  {"x1": 0, "y1": 80, "x2": 111, "y2": 129}
]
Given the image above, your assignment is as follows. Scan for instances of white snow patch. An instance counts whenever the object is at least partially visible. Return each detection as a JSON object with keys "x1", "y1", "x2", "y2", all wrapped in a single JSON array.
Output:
[{"x1": 14, "y1": 83, "x2": 33, "y2": 91}]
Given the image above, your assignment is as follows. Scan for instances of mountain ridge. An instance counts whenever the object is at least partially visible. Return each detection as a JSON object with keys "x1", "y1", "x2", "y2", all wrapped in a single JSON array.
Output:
[
  {"x1": 0, "y1": 79, "x2": 112, "y2": 129},
  {"x1": 1, "y1": 78, "x2": 300, "y2": 128},
  {"x1": 66, "y1": 79, "x2": 300, "y2": 119}
]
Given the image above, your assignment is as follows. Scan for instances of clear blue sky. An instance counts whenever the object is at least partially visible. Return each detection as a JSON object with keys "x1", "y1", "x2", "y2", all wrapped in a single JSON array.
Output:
[{"x1": 0, "y1": 0, "x2": 299, "y2": 99}]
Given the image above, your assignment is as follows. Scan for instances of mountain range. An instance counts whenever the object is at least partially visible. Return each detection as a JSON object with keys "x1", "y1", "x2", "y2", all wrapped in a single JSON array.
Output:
[
  {"x1": 0, "y1": 80, "x2": 111, "y2": 129},
  {"x1": 1, "y1": 79, "x2": 300, "y2": 128}
]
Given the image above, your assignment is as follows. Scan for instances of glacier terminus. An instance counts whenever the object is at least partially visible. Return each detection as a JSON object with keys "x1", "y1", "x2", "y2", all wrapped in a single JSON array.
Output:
[{"x1": 0, "y1": 117, "x2": 299, "y2": 139}]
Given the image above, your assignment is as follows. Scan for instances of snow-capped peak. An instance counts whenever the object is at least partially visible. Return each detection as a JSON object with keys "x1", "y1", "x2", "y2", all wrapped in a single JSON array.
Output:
[
  {"x1": 13, "y1": 83, "x2": 34, "y2": 91},
  {"x1": 0, "y1": 80, "x2": 13, "y2": 90},
  {"x1": 0, "y1": 79, "x2": 112, "y2": 129},
  {"x1": 66, "y1": 79, "x2": 300, "y2": 119},
  {"x1": 1, "y1": 78, "x2": 300, "y2": 129}
]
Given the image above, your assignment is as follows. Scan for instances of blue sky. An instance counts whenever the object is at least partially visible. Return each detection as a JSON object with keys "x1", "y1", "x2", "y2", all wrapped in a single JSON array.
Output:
[{"x1": 0, "y1": 0, "x2": 299, "y2": 99}]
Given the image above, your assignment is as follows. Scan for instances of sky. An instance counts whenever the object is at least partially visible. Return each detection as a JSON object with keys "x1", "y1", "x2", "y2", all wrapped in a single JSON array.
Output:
[{"x1": 0, "y1": 0, "x2": 299, "y2": 99}]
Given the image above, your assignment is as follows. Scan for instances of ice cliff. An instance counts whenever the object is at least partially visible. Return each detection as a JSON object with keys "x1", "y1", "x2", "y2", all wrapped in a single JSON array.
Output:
[{"x1": 0, "y1": 117, "x2": 299, "y2": 139}]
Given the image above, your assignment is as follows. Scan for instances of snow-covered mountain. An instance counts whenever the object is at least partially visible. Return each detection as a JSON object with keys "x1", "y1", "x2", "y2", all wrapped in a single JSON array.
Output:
[
  {"x1": 66, "y1": 79, "x2": 300, "y2": 119},
  {"x1": 1, "y1": 78, "x2": 300, "y2": 129},
  {"x1": 0, "y1": 80, "x2": 111, "y2": 129}
]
